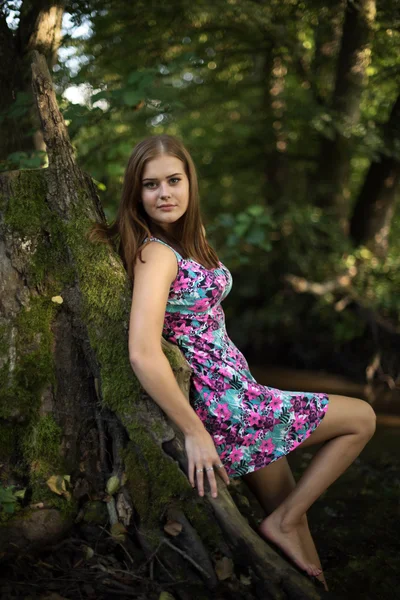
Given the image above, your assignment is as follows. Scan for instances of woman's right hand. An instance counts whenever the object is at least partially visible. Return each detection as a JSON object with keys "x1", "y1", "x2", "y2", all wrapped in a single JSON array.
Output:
[{"x1": 185, "y1": 428, "x2": 230, "y2": 498}]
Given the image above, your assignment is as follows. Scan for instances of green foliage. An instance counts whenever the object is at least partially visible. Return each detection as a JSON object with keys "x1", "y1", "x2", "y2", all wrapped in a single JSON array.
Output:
[
  {"x1": 0, "y1": 484, "x2": 25, "y2": 519},
  {"x1": 2, "y1": 0, "x2": 400, "y2": 366}
]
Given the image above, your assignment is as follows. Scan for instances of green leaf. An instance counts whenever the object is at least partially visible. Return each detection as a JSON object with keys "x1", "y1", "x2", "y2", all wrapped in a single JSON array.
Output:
[{"x1": 122, "y1": 90, "x2": 142, "y2": 107}]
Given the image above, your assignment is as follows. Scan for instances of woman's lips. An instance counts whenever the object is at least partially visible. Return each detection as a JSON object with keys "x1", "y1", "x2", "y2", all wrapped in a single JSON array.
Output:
[{"x1": 159, "y1": 205, "x2": 176, "y2": 210}]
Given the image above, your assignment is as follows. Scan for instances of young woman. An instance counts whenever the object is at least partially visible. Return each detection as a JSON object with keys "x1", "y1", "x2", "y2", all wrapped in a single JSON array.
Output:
[{"x1": 89, "y1": 134, "x2": 376, "y2": 588}]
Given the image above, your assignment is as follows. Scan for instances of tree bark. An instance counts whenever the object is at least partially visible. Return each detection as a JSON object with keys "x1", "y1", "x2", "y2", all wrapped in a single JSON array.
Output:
[
  {"x1": 312, "y1": 0, "x2": 346, "y2": 103},
  {"x1": 350, "y1": 93, "x2": 400, "y2": 256},
  {"x1": 312, "y1": 0, "x2": 376, "y2": 226},
  {"x1": 0, "y1": 51, "x2": 322, "y2": 599},
  {"x1": 0, "y1": 0, "x2": 64, "y2": 164}
]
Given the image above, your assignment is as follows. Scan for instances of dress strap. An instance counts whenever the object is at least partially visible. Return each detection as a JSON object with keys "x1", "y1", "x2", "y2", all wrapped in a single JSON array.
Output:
[{"x1": 143, "y1": 236, "x2": 183, "y2": 261}]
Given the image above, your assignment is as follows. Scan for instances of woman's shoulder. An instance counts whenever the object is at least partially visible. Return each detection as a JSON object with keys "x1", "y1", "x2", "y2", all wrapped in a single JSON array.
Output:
[{"x1": 142, "y1": 236, "x2": 183, "y2": 259}]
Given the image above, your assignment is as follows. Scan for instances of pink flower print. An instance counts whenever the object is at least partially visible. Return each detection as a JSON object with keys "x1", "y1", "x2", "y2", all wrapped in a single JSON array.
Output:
[
  {"x1": 218, "y1": 450, "x2": 229, "y2": 462},
  {"x1": 258, "y1": 399, "x2": 267, "y2": 412},
  {"x1": 196, "y1": 407, "x2": 208, "y2": 421},
  {"x1": 219, "y1": 365, "x2": 232, "y2": 379},
  {"x1": 293, "y1": 414, "x2": 307, "y2": 431},
  {"x1": 229, "y1": 448, "x2": 244, "y2": 463},
  {"x1": 246, "y1": 383, "x2": 262, "y2": 400},
  {"x1": 214, "y1": 435, "x2": 225, "y2": 446},
  {"x1": 269, "y1": 395, "x2": 283, "y2": 412},
  {"x1": 175, "y1": 274, "x2": 192, "y2": 291},
  {"x1": 248, "y1": 411, "x2": 261, "y2": 427},
  {"x1": 193, "y1": 298, "x2": 210, "y2": 312},
  {"x1": 215, "y1": 403, "x2": 232, "y2": 421},
  {"x1": 259, "y1": 438, "x2": 275, "y2": 454},
  {"x1": 195, "y1": 349, "x2": 209, "y2": 364},
  {"x1": 174, "y1": 322, "x2": 190, "y2": 336},
  {"x1": 243, "y1": 433, "x2": 255, "y2": 447},
  {"x1": 202, "y1": 329, "x2": 215, "y2": 343}
]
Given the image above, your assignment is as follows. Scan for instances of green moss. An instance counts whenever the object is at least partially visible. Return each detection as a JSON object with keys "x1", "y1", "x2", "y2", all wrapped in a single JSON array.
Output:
[
  {"x1": 122, "y1": 424, "x2": 225, "y2": 552},
  {"x1": 0, "y1": 171, "x2": 71, "y2": 514},
  {"x1": 82, "y1": 501, "x2": 108, "y2": 524},
  {"x1": 0, "y1": 423, "x2": 22, "y2": 465},
  {"x1": 22, "y1": 414, "x2": 63, "y2": 475},
  {"x1": 29, "y1": 480, "x2": 77, "y2": 518},
  {"x1": 0, "y1": 296, "x2": 56, "y2": 420},
  {"x1": 122, "y1": 426, "x2": 188, "y2": 524},
  {"x1": 3, "y1": 171, "x2": 74, "y2": 290},
  {"x1": 63, "y1": 207, "x2": 142, "y2": 414}
]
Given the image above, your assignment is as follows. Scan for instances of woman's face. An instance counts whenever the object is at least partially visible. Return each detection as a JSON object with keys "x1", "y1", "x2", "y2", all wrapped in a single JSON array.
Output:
[{"x1": 140, "y1": 154, "x2": 189, "y2": 234}]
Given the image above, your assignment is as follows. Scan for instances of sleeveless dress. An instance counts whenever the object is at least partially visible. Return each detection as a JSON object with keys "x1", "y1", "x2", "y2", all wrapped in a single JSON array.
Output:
[{"x1": 143, "y1": 236, "x2": 330, "y2": 478}]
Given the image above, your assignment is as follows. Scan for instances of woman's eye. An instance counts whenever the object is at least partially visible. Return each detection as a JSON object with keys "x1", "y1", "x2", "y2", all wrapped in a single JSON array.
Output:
[{"x1": 144, "y1": 178, "x2": 180, "y2": 188}]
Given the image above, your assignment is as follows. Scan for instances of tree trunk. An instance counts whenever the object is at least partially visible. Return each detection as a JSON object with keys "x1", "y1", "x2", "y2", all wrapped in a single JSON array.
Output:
[
  {"x1": 0, "y1": 51, "x2": 322, "y2": 599},
  {"x1": 0, "y1": 0, "x2": 64, "y2": 165},
  {"x1": 350, "y1": 94, "x2": 400, "y2": 256},
  {"x1": 312, "y1": 0, "x2": 376, "y2": 226},
  {"x1": 312, "y1": 0, "x2": 346, "y2": 103}
]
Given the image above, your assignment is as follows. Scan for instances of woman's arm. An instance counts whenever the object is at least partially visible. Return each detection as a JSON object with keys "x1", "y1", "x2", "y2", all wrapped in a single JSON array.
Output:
[
  {"x1": 129, "y1": 242, "x2": 230, "y2": 495},
  {"x1": 129, "y1": 242, "x2": 202, "y2": 434}
]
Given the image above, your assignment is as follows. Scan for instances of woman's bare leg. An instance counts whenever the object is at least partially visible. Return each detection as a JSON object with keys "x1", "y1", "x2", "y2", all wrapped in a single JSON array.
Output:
[
  {"x1": 243, "y1": 457, "x2": 328, "y2": 590},
  {"x1": 258, "y1": 394, "x2": 376, "y2": 576}
]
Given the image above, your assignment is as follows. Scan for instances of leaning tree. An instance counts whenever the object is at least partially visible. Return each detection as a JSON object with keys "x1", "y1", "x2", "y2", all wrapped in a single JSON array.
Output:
[{"x1": 0, "y1": 52, "x2": 323, "y2": 599}]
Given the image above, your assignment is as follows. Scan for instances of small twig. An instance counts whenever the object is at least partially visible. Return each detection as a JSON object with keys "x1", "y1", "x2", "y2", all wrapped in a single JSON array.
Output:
[
  {"x1": 107, "y1": 567, "x2": 146, "y2": 581},
  {"x1": 285, "y1": 272, "x2": 353, "y2": 295},
  {"x1": 149, "y1": 557, "x2": 154, "y2": 580},
  {"x1": 162, "y1": 539, "x2": 211, "y2": 579},
  {"x1": 97, "y1": 525, "x2": 135, "y2": 565},
  {"x1": 136, "y1": 540, "x2": 164, "y2": 573},
  {"x1": 155, "y1": 555, "x2": 176, "y2": 582},
  {"x1": 285, "y1": 272, "x2": 400, "y2": 335},
  {"x1": 99, "y1": 579, "x2": 143, "y2": 596}
]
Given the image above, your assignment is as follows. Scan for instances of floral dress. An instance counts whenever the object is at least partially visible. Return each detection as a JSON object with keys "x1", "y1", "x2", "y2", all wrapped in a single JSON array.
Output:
[{"x1": 144, "y1": 236, "x2": 330, "y2": 478}]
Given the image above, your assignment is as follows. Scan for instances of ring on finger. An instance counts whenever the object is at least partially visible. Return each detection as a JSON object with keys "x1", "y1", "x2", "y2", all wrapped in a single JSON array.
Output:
[
  {"x1": 205, "y1": 467, "x2": 214, "y2": 472},
  {"x1": 196, "y1": 468, "x2": 204, "y2": 473}
]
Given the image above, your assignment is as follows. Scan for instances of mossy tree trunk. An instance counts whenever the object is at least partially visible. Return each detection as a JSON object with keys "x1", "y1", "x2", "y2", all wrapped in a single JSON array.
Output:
[{"x1": 0, "y1": 51, "x2": 322, "y2": 599}]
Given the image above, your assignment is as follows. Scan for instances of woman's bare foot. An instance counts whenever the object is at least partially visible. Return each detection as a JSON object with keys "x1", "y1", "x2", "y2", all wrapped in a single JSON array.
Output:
[
  {"x1": 297, "y1": 521, "x2": 329, "y2": 590},
  {"x1": 258, "y1": 512, "x2": 322, "y2": 577}
]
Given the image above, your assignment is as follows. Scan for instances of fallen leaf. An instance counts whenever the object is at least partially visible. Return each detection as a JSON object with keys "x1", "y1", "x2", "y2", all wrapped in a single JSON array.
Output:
[
  {"x1": 51, "y1": 295, "x2": 63, "y2": 304},
  {"x1": 106, "y1": 475, "x2": 120, "y2": 495},
  {"x1": 164, "y1": 519, "x2": 183, "y2": 536},
  {"x1": 46, "y1": 475, "x2": 71, "y2": 500},
  {"x1": 116, "y1": 492, "x2": 133, "y2": 527},
  {"x1": 240, "y1": 573, "x2": 252, "y2": 585},
  {"x1": 14, "y1": 488, "x2": 26, "y2": 499},
  {"x1": 110, "y1": 522, "x2": 127, "y2": 542},
  {"x1": 159, "y1": 592, "x2": 175, "y2": 600},
  {"x1": 84, "y1": 545, "x2": 94, "y2": 560},
  {"x1": 215, "y1": 556, "x2": 234, "y2": 581}
]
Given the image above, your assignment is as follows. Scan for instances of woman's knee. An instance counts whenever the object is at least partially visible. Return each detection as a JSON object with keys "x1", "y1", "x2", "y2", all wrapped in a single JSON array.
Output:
[
  {"x1": 309, "y1": 395, "x2": 376, "y2": 443},
  {"x1": 355, "y1": 401, "x2": 376, "y2": 440}
]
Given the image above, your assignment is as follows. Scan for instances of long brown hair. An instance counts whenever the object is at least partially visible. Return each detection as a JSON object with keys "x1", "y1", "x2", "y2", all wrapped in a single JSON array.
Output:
[{"x1": 87, "y1": 134, "x2": 220, "y2": 282}]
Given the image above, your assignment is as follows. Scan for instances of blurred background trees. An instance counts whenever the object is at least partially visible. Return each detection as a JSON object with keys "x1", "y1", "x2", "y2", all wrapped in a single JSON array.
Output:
[{"x1": 2, "y1": 0, "x2": 399, "y2": 384}]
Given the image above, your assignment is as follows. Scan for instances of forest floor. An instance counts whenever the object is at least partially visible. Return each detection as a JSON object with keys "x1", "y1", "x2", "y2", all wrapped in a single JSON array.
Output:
[
  {"x1": 287, "y1": 421, "x2": 400, "y2": 600},
  {"x1": 0, "y1": 422, "x2": 397, "y2": 600}
]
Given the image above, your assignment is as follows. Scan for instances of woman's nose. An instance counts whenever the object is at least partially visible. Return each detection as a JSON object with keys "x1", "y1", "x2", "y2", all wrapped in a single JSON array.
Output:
[{"x1": 159, "y1": 181, "x2": 170, "y2": 196}]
